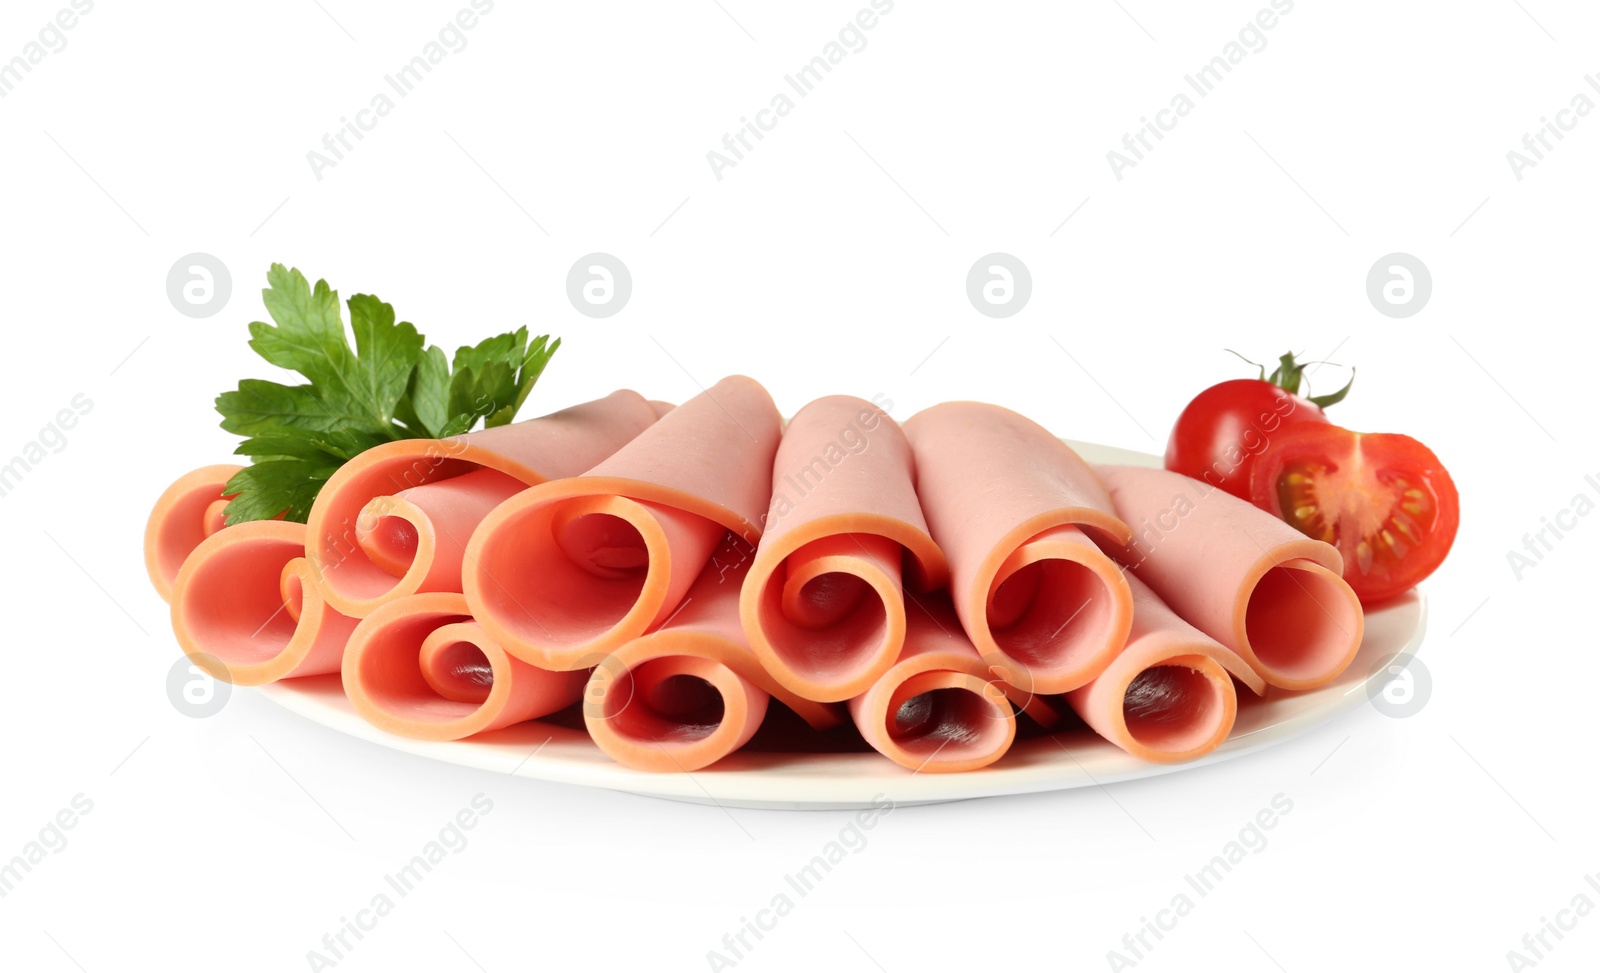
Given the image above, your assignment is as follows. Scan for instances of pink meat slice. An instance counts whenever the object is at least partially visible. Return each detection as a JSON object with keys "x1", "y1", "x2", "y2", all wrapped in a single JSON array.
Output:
[
  {"x1": 1095, "y1": 464, "x2": 1364, "y2": 690},
  {"x1": 169, "y1": 521, "x2": 359, "y2": 685},
  {"x1": 464, "y1": 376, "x2": 783, "y2": 671},
  {"x1": 304, "y1": 389, "x2": 663, "y2": 617},
  {"x1": 341, "y1": 592, "x2": 589, "y2": 741},
  {"x1": 1064, "y1": 572, "x2": 1265, "y2": 763},
  {"x1": 586, "y1": 539, "x2": 843, "y2": 773},
  {"x1": 741, "y1": 396, "x2": 949, "y2": 702},
  {"x1": 902, "y1": 402, "x2": 1134, "y2": 695},
  {"x1": 144, "y1": 464, "x2": 243, "y2": 602},
  {"x1": 353, "y1": 468, "x2": 527, "y2": 587},
  {"x1": 847, "y1": 594, "x2": 1016, "y2": 773}
]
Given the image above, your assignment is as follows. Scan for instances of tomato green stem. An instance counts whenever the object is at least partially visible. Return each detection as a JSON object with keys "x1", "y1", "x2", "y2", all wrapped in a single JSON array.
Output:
[
  {"x1": 1223, "y1": 348, "x2": 1267, "y2": 380},
  {"x1": 1307, "y1": 369, "x2": 1355, "y2": 409},
  {"x1": 1244, "y1": 349, "x2": 1355, "y2": 411}
]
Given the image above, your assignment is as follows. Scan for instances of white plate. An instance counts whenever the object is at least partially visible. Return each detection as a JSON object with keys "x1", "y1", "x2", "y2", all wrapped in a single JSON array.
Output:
[{"x1": 258, "y1": 440, "x2": 1429, "y2": 810}]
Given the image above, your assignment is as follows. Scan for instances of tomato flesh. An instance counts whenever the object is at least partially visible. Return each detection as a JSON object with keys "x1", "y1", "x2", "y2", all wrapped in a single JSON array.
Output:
[
  {"x1": 1165, "y1": 379, "x2": 1329, "y2": 500},
  {"x1": 1250, "y1": 425, "x2": 1459, "y2": 603}
]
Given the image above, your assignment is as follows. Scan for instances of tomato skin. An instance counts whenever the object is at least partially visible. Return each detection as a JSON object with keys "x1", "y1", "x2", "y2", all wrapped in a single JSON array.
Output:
[
  {"x1": 1165, "y1": 380, "x2": 1330, "y2": 500},
  {"x1": 1249, "y1": 425, "x2": 1460, "y2": 604}
]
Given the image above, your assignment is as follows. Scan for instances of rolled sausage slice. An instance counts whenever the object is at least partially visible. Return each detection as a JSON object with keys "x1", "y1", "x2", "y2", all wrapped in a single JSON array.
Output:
[
  {"x1": 1095, "y1": 464, "x2": 1363, "y2": 691},
  {"x1": 169, "y1": 521, "x2": 359, "y2": 685},
  {"x1": 304, "y1": 389, "x2": 662, "y2": 618},
  {"x1": 847, "y1": 594, "x2": 1016, "y2": 773},
  {"x1": 902, "y1": 402, "x2": 1134, "y2": 695},
  {"x1": 585, "y1": 539, "x2": 843, "y2": 773},
  {"x1": 741, "y1": 396, "x2": 948, "y2": 702},
  {"x1": 1064, "y1": 573, "x2": 1265, "y2": 763},
  {"x1": 342, "y1": 592, "x2": 589, "y2": 741},
  {"x1": 145, "y1": 464, "x2": 243, "y2": 601},
  {"x1": 465, "y1": 376, "x2": 782, "y2": 671}
]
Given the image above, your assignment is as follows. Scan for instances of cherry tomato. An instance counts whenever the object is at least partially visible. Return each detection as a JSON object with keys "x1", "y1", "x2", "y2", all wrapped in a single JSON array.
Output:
[
  {"x1": 1165, "y1": 380, "x2": 1329, "y2": 500},
  {"x1": 1249, "y1": 424, "x2": 1459, "y2": 603}
]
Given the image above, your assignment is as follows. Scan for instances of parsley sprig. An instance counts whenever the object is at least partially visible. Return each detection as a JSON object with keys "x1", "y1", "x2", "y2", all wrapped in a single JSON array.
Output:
[{"x1": 215, "y1": 264, "x2": 559, "y2": 524}]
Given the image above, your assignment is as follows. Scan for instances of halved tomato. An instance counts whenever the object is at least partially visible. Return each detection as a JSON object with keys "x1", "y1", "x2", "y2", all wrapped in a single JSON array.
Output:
[{"x1": 1249, "y1": 425, "x2": 1459, "y2": 603}]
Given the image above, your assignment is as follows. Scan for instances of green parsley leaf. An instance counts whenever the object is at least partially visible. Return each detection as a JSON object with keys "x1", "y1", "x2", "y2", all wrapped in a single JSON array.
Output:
[
  {"x1": 248, "y1": 267, "x2": 361, "y2": 403},
  {"x1": 452, "y1": 328, "x2": 563, "y2": 430},
  {"x1": 215, "y1": 379, "x2": 366, "y2": 436},
  {"x1": 500, "y1": 333, "x2": 561, "y2": 428},
  {"x1": 221, "y1": 459, "x2": 342, "y2": 524},
  {"x1": 231, "y1": 435, "x2": 346, "y2": 463},
  {"x1": 347, "y1": 293, "x2": 425, "y2": 427},
  {"x1": 399, "y1": 345, "x2": 452, "y2": 438},
  {"x1": 215, "y1": 265, "x2": 561, "y2": 525}
]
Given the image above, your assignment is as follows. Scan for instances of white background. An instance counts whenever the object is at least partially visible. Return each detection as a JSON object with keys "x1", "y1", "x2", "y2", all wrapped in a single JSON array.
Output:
[{"x1": 2, "y1": 1, "x2": 1595, "y2": 970}]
